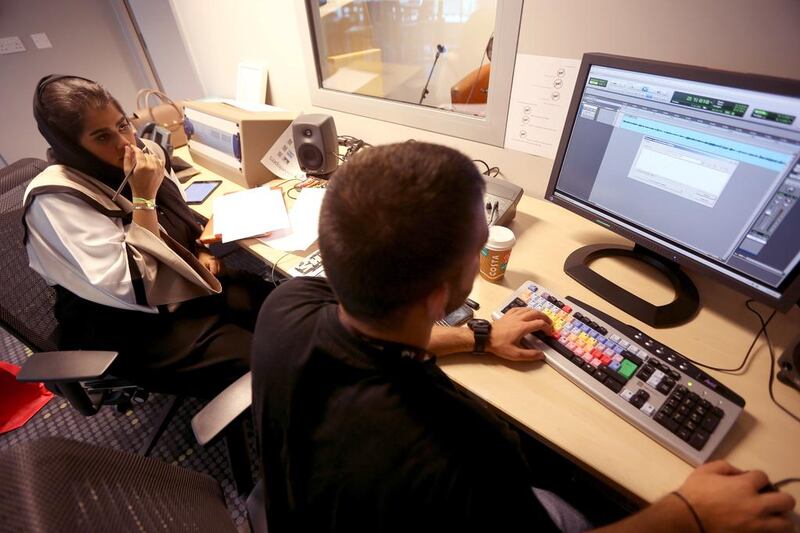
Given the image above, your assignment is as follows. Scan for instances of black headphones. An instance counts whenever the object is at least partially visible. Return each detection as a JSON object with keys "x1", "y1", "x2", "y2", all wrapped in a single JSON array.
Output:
[{"x1": 35, "y1": 74, "x2": 97, "y2": 110}]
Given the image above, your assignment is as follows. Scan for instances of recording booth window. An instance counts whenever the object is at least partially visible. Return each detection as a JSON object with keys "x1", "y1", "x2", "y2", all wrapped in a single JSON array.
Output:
[{"x1": 299, "y1": 0, "x2": 523, "y2": 146}]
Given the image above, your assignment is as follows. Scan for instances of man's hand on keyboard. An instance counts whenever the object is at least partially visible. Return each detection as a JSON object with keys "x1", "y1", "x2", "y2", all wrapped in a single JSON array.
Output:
[{"x1": 488, "y1": 307, "x2": 554, "y2": 362}]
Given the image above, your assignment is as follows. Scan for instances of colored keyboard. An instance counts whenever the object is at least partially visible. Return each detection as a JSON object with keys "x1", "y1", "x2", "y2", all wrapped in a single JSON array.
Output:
[{"x1": 493, "y1": 281, "x2": 745, "y2": 465}]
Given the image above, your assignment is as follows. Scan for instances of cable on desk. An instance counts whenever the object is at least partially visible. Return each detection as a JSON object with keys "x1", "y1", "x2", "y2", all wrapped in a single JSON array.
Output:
[
  {"x1": 338, "y1": 135, "x2": 371, "y2": 163},
  {"x1": 472, "y1": 159, "x2": 501, "y2": 179},
  {"x1": 773, "y1": 477, "x2": 800, "y2": 489},
  {"x1": 681, "y1": 300, "x2": 776, "y2": 374},
  {"x1": 748, "y1": 303, "x2": 800, "y2": 424},
  {"x1": 270, "y1": 253, "x2": 292, "y2": 288},
  {"x1": 679, "y1": 300, "x2": 799, "y2": 423},
  {"x1": 277, "y1": 178, "x2": 303, "y2": 201}
]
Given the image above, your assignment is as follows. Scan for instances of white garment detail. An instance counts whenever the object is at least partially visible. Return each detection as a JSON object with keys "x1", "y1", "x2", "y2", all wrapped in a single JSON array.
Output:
[{"x1": 25, "y1": 190, "x2": 158, "y2": 313}]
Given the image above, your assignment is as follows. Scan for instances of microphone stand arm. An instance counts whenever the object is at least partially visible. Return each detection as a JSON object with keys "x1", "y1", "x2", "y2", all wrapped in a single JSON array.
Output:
[{"x1": 419, "y1": 49, "x2": 443, "y2": 105}]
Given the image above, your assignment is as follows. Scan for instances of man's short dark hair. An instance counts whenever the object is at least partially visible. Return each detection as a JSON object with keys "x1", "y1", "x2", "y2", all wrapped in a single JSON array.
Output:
[{"x1": 318, "y1": 142, "x2": 485, "y2": 321}]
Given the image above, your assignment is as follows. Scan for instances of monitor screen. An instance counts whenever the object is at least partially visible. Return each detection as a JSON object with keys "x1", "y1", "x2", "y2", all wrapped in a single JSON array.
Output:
[{"x1": 547, "y1": 54, "x2": 800, "y2": 310}]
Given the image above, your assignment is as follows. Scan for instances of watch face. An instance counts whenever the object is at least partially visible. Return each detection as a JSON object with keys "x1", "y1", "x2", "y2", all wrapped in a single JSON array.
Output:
[{"x1": 468, "y1": 318, "x2": 491, "y2": 332}]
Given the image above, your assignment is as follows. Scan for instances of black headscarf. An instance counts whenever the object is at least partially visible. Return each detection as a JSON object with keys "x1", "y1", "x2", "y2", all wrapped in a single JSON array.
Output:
[{"x1": 33, "y1": 74, "x2": 201, "y2": 253}]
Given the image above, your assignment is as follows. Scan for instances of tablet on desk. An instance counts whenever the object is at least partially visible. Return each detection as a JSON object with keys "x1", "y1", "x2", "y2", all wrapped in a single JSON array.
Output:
[{"x1": 185, "y1": 180, "x2": 222, "y2": 205}]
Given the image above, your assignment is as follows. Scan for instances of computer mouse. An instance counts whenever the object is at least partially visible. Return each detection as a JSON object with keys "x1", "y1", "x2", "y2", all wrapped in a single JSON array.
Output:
[{"x1": 758, "y1": 482, "x2": 778, "y2": 494}]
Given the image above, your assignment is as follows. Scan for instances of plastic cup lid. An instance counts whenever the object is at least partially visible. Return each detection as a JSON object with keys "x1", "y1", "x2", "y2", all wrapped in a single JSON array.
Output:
[{"x1": 486, "y1": 225, "x2": 515, "y2": 249}]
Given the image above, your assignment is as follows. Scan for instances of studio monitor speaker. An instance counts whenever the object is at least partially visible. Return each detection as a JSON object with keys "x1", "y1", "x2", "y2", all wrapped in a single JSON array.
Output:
[{"x1": 292, "y1": 114, "x2": 339, "y2": 176}]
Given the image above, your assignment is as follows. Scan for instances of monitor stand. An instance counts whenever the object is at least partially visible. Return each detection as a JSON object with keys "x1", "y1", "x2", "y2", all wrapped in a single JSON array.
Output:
[{"x1": 564, "y1": 243, "x2": 699, "y2": 328}]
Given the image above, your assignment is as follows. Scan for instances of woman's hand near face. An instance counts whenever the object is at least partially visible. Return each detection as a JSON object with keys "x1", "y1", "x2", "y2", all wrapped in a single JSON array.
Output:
[
  {"x1": 197, "y1": 250, "x2": 224, "y2": 276},
  {"x1": 124, "y1": 145, "x2": 164, "y2": 199}
]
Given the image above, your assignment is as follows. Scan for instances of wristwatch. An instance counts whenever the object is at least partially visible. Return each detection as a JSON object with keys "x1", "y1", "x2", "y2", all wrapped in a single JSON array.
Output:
[{"x1": 467, "y1": 319, "x2": 492, "y2": 354}]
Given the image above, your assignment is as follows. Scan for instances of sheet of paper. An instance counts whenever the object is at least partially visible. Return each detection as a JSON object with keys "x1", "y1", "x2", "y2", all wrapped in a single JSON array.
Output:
[
  {"x1": 212, "y1": 187, "x2": 290, "y2": 243},
  {"x1": 260, "y1": 124, "x2": 305, "y2": 181},
  {"x1": 236, "y1": 63, "x2": 268, "y2": 104},
  {"x1": 504, "y1": 54, "x2": 581, "y2": 159},
  {"x1": 259, "y1": 188, "x2": 326, "y2": 252}
]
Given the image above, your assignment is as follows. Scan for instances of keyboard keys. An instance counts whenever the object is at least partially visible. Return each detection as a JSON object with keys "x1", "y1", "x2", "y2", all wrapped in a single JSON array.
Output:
[
  {"x1": 498, "y1": 281, "x2": 738, "y2": 461},
  {"x1": 620, "y1": 388, "x2": 635, "y2": 401},
  {"x1": 689, "y1": 429, "x2": 710, "y2": 450},
  {"x1": 630, "y1": 389, "x2": 649, "y2": 408},
  {"x1": 637, "y1": 364, "x2": 655, "y2": 380},
  {"x1": 603, "y1": 367, "x2": 628, "y2": 385},
  {"x1": 502, "y1": 297, "x2": 528, "y2": 313},
  {"x1": 618, "y1": 360, "x2": 638, "y2": 379},
  {"x1": 655, "y1": 412, "x2": 679, "y2": 433},
  {"x1": 701, "y1": 413, "x2": 722, "y2": 433},
  {"x1": 621, "y1": 351, "x2": 644, "y2": 367},
  {"x1": 657, "y1": 378, "x2": 675, "y2": 395}
]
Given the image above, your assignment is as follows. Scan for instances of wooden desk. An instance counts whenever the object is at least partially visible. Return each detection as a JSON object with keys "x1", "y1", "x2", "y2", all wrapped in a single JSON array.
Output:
[
  {"x1": 178, "y1": 146, "x2": 800, "y2": 509},
  {"x1": 444, "y1": 195, "x2": 800, "y2": 508}
]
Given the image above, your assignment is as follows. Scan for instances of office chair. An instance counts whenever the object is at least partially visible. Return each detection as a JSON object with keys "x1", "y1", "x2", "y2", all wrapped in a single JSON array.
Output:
[
  {"x1": 0, "y1": 158, "x2": 177, "y2": 455},
  {"x1": 192, "y1": 371, "x2": 266, "y2": 532},
  {"x1": 0, "y1": 437, "x2": 238, "y2": 532}
]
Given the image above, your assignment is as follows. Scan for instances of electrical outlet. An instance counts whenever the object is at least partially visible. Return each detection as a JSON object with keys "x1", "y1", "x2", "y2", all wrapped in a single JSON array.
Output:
[
  {"x1": 30, "y1": 33, "x2": 52, "y2": 49},
  {"x1": 0, "y1": 36, "x2": 26, "y2": 55}
]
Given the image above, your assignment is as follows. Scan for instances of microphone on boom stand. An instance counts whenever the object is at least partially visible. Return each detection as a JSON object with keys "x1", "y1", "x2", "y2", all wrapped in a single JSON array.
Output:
[{"x1": 419, "y1": 44, "x2": 446, "y2": 105}]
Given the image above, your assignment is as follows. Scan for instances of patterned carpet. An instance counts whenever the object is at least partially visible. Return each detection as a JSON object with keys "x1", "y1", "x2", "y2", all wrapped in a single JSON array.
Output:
[
  {"x1": 0, "y1": 328, "x2": 256, "y2": 527},
  {"x1": 0, "y1": 247, "x2": 275, "y2": 528}
]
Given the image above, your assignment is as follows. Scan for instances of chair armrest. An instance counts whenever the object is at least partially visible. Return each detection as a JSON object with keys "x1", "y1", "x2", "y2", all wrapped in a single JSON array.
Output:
[
  {"x1": 192, "y1": 371, "x2": 252, "y2": 446},
  {"x1": 16, "y1": 351, "x2": 118, "y2": 382}
]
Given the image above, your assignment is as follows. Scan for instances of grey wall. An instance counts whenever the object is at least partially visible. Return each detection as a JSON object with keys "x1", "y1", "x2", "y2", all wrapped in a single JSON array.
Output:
[
  {"x1": 169, "y1": 1, "x2": 800, "y2": 198},
  {"x1": 126, "y1": 0, "x2": 204, "y2": 100},
  {"x1": 518, "y1": 0, "x2": 800, "y2": 79},
  {"x1": 0, "y1": 0, "x2": 152, "y2": 163}
]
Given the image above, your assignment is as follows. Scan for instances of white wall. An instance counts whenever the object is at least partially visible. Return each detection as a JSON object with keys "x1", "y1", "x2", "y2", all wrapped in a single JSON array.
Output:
[
  {"x1": 0, "y1": 0, "x2": 153, "y2": 163},
  {"x1": 126, "y1": 0, "x2": 205, "y2": 100},
  {"x1": 170, "y1": 0, "x2": 800, "y2": 198}
]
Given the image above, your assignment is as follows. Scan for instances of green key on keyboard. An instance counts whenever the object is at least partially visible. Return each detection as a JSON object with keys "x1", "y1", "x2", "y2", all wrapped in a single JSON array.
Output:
[{"x1": 619, "y1": 360, "x2": 638, "y2": 379}]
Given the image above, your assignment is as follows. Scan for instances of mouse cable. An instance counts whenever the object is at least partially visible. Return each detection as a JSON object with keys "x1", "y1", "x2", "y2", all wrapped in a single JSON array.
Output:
[
  {"x1": 679, "y1": 300, "x2": 799, "y2": 423},
  {"x1": 773, "y1": 477, "x2": 800, "y2": 489},
  {"x1": 270, "y1": 253, "x2": 292, "y2": 288},
  {"x1": 681, "y1": 300, "x2": 775, "y2": 374},
  {"x1": 750, "y1": 303, "x2": 800, "y2": 424}
]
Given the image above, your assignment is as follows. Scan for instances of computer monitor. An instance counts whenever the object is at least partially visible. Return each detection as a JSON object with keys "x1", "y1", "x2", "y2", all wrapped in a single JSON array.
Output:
[{"x1": 546, "y1": 54, "x2": 800, "y2": 327}]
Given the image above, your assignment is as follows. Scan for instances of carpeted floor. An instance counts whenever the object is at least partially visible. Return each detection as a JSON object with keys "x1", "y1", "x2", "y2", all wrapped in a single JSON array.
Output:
[
  {"x1": 0, "y1": 247, "x2": 275, "y2": 528},
  {"x1": 0, "y1": 326, "x2": 256, "y2": 527}
]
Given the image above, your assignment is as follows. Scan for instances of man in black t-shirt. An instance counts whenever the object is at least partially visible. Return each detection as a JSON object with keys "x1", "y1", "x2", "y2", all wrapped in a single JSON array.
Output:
[{"x1": 252, "y1": 142, "x2": 795, "y2": 533}]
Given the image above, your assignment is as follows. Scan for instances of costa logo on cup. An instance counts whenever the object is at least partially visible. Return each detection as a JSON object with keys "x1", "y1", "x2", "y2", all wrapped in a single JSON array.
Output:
[{"x1": 479, "y1": 226, "x2": 515, "y2": 282}]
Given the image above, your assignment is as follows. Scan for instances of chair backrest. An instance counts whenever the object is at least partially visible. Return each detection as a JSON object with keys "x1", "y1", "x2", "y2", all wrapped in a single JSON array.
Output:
[
  {"x1": 0, "y1": 158, "x2": 59, "y2": 352},
  {"x1": 0, "y1": 437, "x2": 237, "y2": 532}
]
